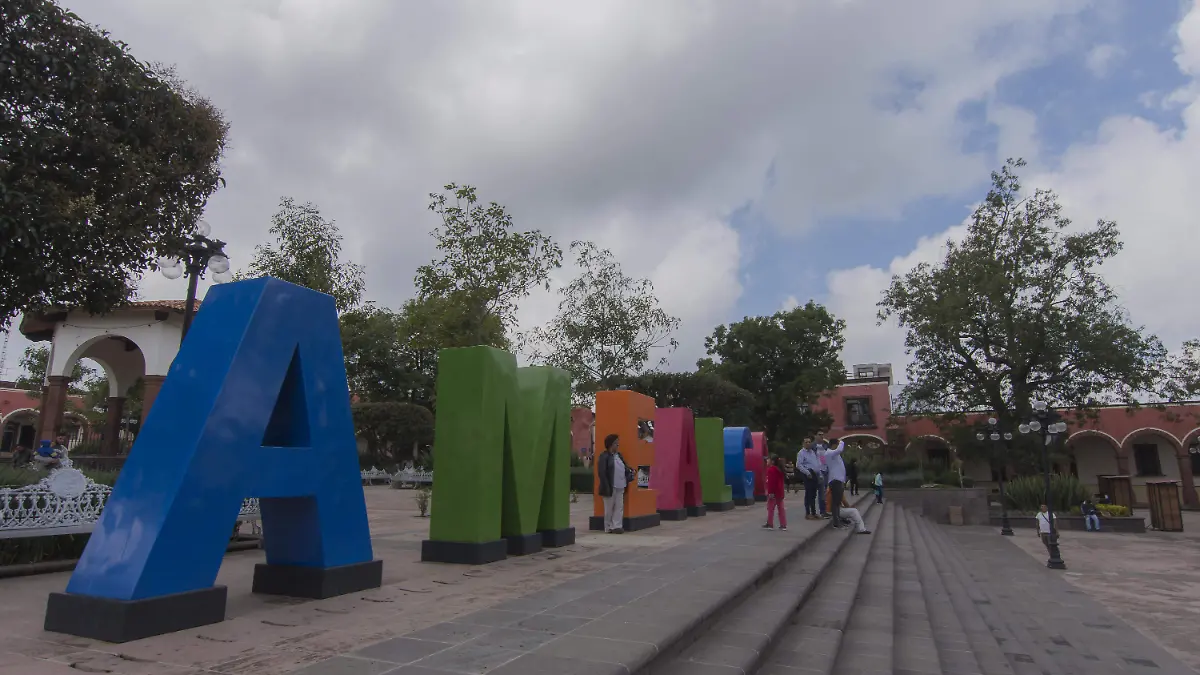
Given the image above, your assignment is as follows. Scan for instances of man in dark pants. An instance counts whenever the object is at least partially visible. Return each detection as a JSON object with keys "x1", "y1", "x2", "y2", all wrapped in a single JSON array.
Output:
[
  {"x1": 796, "y1": 438, "x2": 822, "y2": 519},
  {"x1": 823, "y1": 438, "x2": 847, "y2": 528},
  {"x1": 847, "y1": 459, "x2": 859, "y2": 496}
]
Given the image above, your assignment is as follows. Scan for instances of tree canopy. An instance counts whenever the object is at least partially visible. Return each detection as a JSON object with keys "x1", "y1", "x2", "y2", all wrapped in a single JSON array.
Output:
[
  {"x1": 878, "y1": 159, "x2": 1167, "y2": 425},
  {"x1": 522, "y1": 241, "x2": 680, "y2": 403},
  {"x1": 15, "y1": 345, "x2": 94, "y2": 397},
  {"x1": 699, "y1": 302, "x2": 846, "y2": 444},
  {"x1": 613, "y1": 372, "x2": 755, "y2": 426},
  {"x1": 415, "y1": 184, "x2": 562, "y2": 333},
  {"x1": 1, "y1": 0, "x2": 228, "y2": 328},
  {"x1": 351, "y1": 401, "x2": 434, "y2": 467},
  {"x1": 238, "y1": 198, "x2": 365, "y2": 311}
]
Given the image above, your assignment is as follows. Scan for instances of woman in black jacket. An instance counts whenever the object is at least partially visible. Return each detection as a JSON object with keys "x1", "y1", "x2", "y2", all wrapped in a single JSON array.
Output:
[{"x1": 596, "y1": 434, "x2": 631, "y2": 533}]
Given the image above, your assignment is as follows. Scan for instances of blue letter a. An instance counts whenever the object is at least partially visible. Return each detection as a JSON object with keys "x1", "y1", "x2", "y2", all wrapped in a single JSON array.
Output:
[{"x1": 46, "y1": 278, "x2": 380, "y2": 643}]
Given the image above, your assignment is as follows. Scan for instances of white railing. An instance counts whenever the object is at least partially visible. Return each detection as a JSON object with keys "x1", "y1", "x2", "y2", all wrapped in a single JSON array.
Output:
[
  {"x1": 0, "y1": 465, "x2": 261, "y2": 540},
  {"x1": 360, "y1": 467, "x2": 392, "y2": 485},
  {"x1": 394, "y1": 467, "x2": 433, "y2": 487}
]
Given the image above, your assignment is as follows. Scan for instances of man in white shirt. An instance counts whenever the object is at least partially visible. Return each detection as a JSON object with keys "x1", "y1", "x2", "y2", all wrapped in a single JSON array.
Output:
[
  {"x1": 1036, "y1": 504, "x2": 1054, "y2": 551},
  {"x1": 823, "y1": 438, "x2": 847, "y2": 526}
]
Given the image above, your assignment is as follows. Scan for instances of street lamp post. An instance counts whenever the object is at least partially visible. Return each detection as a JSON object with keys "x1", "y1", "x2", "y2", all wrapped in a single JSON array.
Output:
[
  {"x1": 1019, "y1": 400, "x2": 1068, "y2": 570},
  {"x1": 977, "y1": 417, "x2": 1014, "y2": 536},
  {"x1": 159, "y1": 219, "x2": 233, "y2": 344}
]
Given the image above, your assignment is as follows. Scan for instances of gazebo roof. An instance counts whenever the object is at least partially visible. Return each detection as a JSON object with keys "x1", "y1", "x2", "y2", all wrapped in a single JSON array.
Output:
[{"x1": 18, "y1": 299, "x2": 201, "y2": 341}]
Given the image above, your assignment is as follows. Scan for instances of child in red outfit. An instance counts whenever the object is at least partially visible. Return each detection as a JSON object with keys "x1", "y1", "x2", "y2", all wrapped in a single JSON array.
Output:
[{"x1": 763, "y1": 456, "x2": 788, "y2": 531}]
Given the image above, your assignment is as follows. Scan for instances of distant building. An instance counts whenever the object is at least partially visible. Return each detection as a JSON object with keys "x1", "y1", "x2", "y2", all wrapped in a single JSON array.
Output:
[{"x1": 814, "y1": 363, "x2": 1200, "y2": 509}]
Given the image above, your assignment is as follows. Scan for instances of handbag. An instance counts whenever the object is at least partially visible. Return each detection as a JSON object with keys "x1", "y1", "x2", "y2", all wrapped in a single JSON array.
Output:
[{"x1": 620, "y1": 454, "x2": 636, "y2": 484}]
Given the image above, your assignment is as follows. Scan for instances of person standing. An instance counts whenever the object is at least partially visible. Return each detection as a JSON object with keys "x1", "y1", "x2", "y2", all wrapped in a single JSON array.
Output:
[
  {"x1": 813, "y1": 433, "x2": 831, "y2": 518},
  {"x1": 873, "y1": 471, "x2": 884, "y2": 504},
  {"x1": 823, "y1": 438, "x2": 847, "y2": 527},
  {"x1": 796, "y1": 438, "x2": 823, "y2": 520},
  {"x1": 1081, "y1": 500, "x2": 1101, "y2": 532},
  {"x1": 763, "y1": 456, "x2": 788, "y2": 531},
  {"x1": 847, "y1": 459, "x2": 859, "y2": 496},
  {"x1": 596, "y1": 434, "x2": 631, "y2": 534}
]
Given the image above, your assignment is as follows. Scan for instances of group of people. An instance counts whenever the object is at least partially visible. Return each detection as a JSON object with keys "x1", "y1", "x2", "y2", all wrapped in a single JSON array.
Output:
[
  {"x1": 9, "y1": 434, "x2": 70, "y2": 470},
  {"x1": 764, "y1": 433, "x2": 878, "y2": 535},
  {"x1": 592, "y1": 429, "x2": 885, "y2": 536}
]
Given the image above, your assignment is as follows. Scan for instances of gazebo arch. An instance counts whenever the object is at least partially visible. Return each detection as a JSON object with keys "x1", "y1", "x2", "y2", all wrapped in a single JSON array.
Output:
[
  {"x1": 19, "y1": 300, "x2": 196, "y2": 452},
  {"x1": 905, "y1": 434, "x2": 953, "y2": 468}
]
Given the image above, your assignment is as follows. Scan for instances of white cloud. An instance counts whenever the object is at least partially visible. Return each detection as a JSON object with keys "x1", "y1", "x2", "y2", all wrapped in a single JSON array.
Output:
[
  {"x1": 826, "y1": 0, "x2": 1200, "y2": 385},
  {"x1": 10, "y1": 0, "x2": 1098, "y2": 381},
  {"x1": 1084, "y1": 43, "x2": 1125, "y2": 77}
]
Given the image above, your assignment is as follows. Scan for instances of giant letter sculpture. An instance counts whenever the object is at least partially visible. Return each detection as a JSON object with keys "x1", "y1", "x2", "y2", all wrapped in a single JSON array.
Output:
[
  {"x1": 696, "y1": 417, "x2": 734, "y2": 511},
  {"x1": 749, "y1": 431, "x2": 769, "y2": 502},
  {"x1": 649, "y1": 407, "x2": 705, "y2": 520},
  {"x1": 44, "y1": 278, "x2": 380, "y2": 643},
  {"x1": 724, "y1": 427, "x2": 756, "y2": 506},
  {"x1": 422, "y1": 346, "x2": 573, "y2": 565},
  {"x1": 591, "y1": 390, "x2": 660, "y2": 531}
]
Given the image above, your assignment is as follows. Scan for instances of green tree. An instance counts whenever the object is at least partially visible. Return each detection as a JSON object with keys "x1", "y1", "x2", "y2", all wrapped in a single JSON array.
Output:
[
  {"x1": 238, "y1": 198, "x2": 365, "y2": 312},
  {"x1": 351, "y1": 401, "x2": 435, "y2": 467},
  {"x1": 699, "y1": 302, "x2": 847, "y2": 444},
  {"x1": 612, "y1": 372, "x2": 755, "y2": 426},
  {"x1": 1, "y1": 1, "x2": 228, "y2": 329},
  {"x1": 522, "y1": 241, "x2": 680, "y2": 403},
  {"x1": 878, "y1": 159, "x2": 1167, "y2": 429},
  {"x1": 1165, "y1": 339, "x2": 1200, "y2": 402},
  {"x1": 15, "y1": 345, "x2": 95, "y2": 398},
  {"x1": 415, "y1": 184, "x2": 562, "y2": 333},
  {"x1": 340, "y1": 304, "x2": 410, "y2": 403}
]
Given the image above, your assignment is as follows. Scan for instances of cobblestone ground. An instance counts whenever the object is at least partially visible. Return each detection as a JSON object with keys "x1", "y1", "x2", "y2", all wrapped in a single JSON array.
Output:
[{"x1": 1001, "y1": 511, "x2": 1200, "y2": 673}]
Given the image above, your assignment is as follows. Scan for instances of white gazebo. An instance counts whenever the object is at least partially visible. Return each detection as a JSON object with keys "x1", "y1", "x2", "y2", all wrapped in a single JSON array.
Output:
[{"x1": 19, "y1": 300, "x2": 196, "y2": 454}]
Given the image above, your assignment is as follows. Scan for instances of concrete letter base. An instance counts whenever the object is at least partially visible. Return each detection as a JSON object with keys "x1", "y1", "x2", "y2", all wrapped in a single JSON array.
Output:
[
  {"x1": 252, "y1": 559, "x2": 383, "y2": 599},
  {"x1": 45, "y1": 586, "x2": 227, "y2": 643},
  {"x1": 686, "y1": 504, "x2": 707, "y2": 517},
  {"x1": 505, "y1": 533, "x2": 544, "y2": 556},
  {"x1": 539, "y1": 527, "x2": 576, "y2": 548},
  {"x1": 658, "y1": 507, "x2": 688, "y2": 521},
  {"x1": 705, "y1": 500, "x2": 735, "y2": 512},
  {"x1": 588, "y1": 513, "x2": 662, "y2": 531},
  {"x1": 421, "y1": 539, "x2": 507, "y2": 565},
  {"x1": 734, "y1": 497, "x2": 756, "y2": 506}
]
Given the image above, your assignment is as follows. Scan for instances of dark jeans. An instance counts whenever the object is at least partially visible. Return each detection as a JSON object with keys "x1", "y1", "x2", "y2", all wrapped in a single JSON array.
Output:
[
  {"x1": 848, "y1": 477, "x2": 858, "y2": 495},
  {"x1": 830, "y1": 480, "x2": 845, "y2": 525},
  {"x1": 817, "y1": 473, "x2": 828, "y2": 514},
  {"x1": 803, "y1": 474, "x2": 819, "y2": 515},
  {"x1": 874, "y1": 486, "x2": 883, "y2": 503}
]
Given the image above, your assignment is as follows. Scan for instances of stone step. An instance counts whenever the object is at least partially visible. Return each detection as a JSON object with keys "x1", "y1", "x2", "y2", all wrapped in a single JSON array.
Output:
[
  {"x1": 654, "y1": 499, "x2": 881, "y2": 674},
  {"x1": 912, "y1": 514, "x2": 1196, "y2": 675},
  {"x1": 903, "y1": 508, "x2": 1022, "y2": 675},
  {"x1": 892, "y1": 505, "x2": 943, "y2": 674},
  {"x1": 902, "y1": 507, "x2": 994, "y2": 675},
  {"x1": 830, "y1": 502, "x2": 896, "y2": 674},
  {"x1": 751, "y1": 502, "x2": 886, "y2": 675}
]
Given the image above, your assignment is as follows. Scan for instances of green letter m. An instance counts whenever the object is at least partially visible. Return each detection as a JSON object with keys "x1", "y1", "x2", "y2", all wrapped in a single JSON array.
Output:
[{"x1": 421, "y1": 346, "x2": 574, "y2": 564}]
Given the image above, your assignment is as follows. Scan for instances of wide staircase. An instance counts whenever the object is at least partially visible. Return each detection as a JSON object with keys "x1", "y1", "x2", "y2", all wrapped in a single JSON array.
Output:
[{"x1": 647, "y1": 501, "x2": 1194, "y2": 675}]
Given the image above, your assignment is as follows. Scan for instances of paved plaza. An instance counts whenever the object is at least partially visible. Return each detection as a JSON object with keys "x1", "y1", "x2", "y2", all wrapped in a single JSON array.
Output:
[
  {"x1": 0, "y1": 487, "x2": 773, "y2": 674},
  {"x1": 1006, "y1": 511, "x2": 1200, "y2": 673}
]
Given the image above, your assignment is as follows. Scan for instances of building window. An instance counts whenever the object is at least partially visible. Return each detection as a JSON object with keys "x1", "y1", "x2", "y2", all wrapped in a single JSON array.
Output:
[
  {"x1": 1132, "y1": 443, "x2": 1163, "y2": 477},
  {"x1": 844, "y1": 397, "x2": 874, "y2": 428}
]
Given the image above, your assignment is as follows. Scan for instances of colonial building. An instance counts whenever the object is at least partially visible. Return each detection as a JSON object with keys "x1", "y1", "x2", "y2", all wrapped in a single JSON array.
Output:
[
  {"x1": 815, "y1": 363, "x2": 1200, "y2": 509},
  {"x1": 0, "y1": 383, "x2": 88, "y2": 454}
]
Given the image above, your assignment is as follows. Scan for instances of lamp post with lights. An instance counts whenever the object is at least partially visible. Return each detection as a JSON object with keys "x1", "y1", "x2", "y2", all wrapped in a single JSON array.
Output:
[
  {"x1": 1019, "y1": 400, "x2": 1068, "y2": 570},
  {"x1": 977, "y1": 417, "x2": 1015, "y2": 536},
  {"x1": 159, "y1": 219, "x2": 233, "y2": 344}
]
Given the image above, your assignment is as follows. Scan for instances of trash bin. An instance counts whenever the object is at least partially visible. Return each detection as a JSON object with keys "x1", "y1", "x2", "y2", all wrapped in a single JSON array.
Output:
[
  {"x1": 1098, "y1": 475, "x2": 1135, "y2": 515},
  {"x1": 1146, "y1": 480, "x2": 1183, "y2": 532}
]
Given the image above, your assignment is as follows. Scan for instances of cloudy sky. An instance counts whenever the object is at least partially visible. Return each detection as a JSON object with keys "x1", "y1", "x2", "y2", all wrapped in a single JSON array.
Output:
[{"x1": 5, "y1": 0, "x2": 1200, "y2": 386}]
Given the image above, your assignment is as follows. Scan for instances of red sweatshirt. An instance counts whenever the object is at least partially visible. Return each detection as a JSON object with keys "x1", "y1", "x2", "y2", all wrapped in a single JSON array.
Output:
[{"x1": 766, "y1": 465, "x2": 785, "y2": 499}]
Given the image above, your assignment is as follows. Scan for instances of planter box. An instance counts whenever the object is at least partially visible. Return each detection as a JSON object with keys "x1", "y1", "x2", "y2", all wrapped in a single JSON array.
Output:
[{"x1": 989, "y1": 514, "x2": 1146, "y2": 533}]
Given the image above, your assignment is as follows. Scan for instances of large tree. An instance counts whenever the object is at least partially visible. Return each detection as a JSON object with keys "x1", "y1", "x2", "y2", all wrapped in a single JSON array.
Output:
[
  {"x1": 351, "y1": 401, "x2": 434, "y2": 467},
  {"x1": 15, "y1": 345, "x2": 94, "y2": 397},
  {"x1": 878, "y1": 158, "x2": 1167, "y2": 427},
  {"x1": 612, "y1": 372, "x2": 755, "y2": 426},
  {"x1": 1, "y1": 1, "x2": 228, "y2": 328},
  {"x1": 339, "y1": 304, "x2": 413, "y2": 403},
  {"x1": 415, "y1": 183, "x2": 562, "y2": 334},
  {"x1": 522, "y1": 241, "x2": 680, "y2": 402},
  {"x1": 699, "y1": 302, "x2": 846, "y2": 444},
  {"x1": 238, "y1": 198, "x2": 365, "y2": 312}
]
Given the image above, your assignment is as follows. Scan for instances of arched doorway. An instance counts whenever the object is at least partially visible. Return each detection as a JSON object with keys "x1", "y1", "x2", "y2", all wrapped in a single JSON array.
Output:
[
  {"x1": 0, "y1": 408, "x2": 39, "y2": 454},
  {"x1": 1121, "y1": 427, "x2": 1183, "y2": 506}
]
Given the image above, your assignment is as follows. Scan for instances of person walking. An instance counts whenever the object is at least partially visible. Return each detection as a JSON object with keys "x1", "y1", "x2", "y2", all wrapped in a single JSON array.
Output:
[
  {"x1": 596, "y1": 434, "x2": 632, "y2": 534},
  {"x1": 1081, "y1": 499, "x2": 1101, "y2": 532},
  {"x1": 1036, "y1": 504, "x2": 1054, "y2": 552},
  {"x1": 823, "y1": 438, "x2": 847, "y2": 527},
  {"x1": 763, "y1": 456, "x2": 788, "y2": 531},
  {"x1": 847, "y1": 459, "x2": 859, "y2": 496},
  {"x1": 796, "y1": 438, "x2": 823, "y2": 520},
  {"x1": 873, "y1": 471, "x2": 884, "y2": 504}
]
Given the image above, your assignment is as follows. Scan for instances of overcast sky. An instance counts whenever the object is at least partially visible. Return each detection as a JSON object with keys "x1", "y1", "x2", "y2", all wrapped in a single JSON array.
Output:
[{"x1": 5, "y1": 0, "x2": 1200, "y2": 387}]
